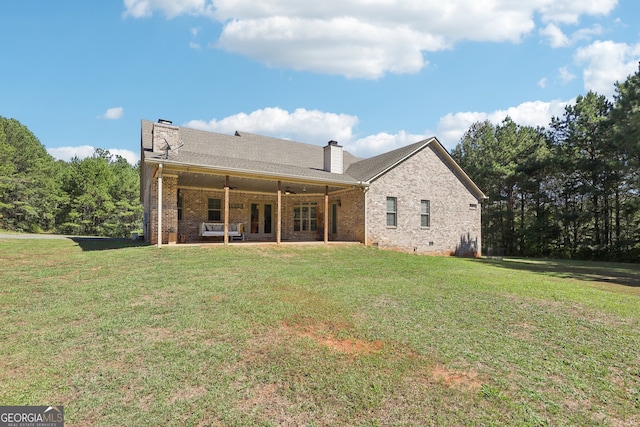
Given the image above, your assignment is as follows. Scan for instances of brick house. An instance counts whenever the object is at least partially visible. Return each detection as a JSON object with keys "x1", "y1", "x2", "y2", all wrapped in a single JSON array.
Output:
[{"x1": 140, "y1": 119, "x2": 486, "y2": 255}]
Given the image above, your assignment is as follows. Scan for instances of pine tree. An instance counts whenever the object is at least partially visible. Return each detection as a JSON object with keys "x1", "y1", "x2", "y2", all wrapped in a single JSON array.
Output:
[{"x1": 0, "y1": 116, "x2": 60, "y2": 232}]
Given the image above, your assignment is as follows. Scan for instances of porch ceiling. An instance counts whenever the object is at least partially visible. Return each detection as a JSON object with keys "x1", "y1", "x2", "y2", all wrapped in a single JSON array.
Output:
[{"x1": 173, "y1": 170, "x2": 351, "y2": 195}]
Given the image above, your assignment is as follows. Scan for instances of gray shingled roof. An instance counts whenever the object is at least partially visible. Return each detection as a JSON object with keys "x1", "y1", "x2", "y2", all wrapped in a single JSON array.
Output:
[
  {"x1": 141, "y1": 119, "x2": 485, "y2": 199},
  {"x1": 142, "y1": 120, "x2": 362, "y2": 185}
]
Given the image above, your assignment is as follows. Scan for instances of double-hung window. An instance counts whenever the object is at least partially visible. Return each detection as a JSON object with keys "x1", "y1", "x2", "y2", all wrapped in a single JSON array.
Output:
[
  {"x1": 208, "y1": 198, "x2": 221, "y2": 221},
  {"x1": 294, "y1": 202, "x2": 317, "y2": 231},
  {"x1": 421, "y1": 200, "x2": 430, "y2": 227},
  {"x1": 386, "y1": 197, "x2": 397, "y2": 227}
]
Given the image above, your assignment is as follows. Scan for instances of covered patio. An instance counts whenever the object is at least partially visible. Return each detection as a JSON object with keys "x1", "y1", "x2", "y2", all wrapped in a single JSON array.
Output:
[{"x1": 151, "y1": 163, "x2": 366, "y2": 247}]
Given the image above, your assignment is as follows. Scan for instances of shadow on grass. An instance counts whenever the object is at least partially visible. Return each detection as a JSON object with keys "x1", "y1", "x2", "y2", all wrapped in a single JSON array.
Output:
[
  {"x1": 475, "y1": 257, "x2": 640, "y2": 288},
  {"x1": 68, "y1": 237, "x2": 149, "y2": 251}
]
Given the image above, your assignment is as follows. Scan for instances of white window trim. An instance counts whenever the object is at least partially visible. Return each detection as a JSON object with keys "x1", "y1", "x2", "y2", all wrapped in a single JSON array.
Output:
[
  {"x1": 386, "y1": 196, "x2": 397, "y2": 228},
  {"x1": 421, "y1": 199, "x2": 430, "y2": 228}
]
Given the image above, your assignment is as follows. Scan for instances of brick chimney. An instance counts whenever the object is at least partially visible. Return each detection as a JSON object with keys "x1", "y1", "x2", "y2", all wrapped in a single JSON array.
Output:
[
  {"x1": 152, "y1": 119, "x2": 180, "y2": 154},
  {"x1": 323, "y1": 140, "x2": 343, "y2": 174}
]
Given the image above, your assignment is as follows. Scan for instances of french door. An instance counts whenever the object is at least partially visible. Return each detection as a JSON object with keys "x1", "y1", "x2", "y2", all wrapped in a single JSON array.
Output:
[{"x1": 250, "y1": 203, "x2": 274, "y2": 238}]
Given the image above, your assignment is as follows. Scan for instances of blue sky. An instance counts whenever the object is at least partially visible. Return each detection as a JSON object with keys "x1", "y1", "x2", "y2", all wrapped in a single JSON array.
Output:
[{"x1": 1, "y1": 0, "x2": 639, "y2": 165}]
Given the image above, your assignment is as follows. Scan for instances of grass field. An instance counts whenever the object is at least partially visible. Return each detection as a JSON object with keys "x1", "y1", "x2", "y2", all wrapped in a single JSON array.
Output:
[{"x1": 1, "y1": 238, "x2": 639, "y2": 426}]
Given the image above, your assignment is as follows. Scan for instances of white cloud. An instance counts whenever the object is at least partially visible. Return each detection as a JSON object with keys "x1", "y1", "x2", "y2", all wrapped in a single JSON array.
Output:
[
  {"x1": 538, "y1": 77, "x2": 548, "y2": 88},
  {"x1": 122, "y1": 0, "x2": 214, "y2": 18},
  {"x1": 572, "y1": 25, "x2": 604, "y2": 43},
  {"x1": 186, "y1": 107, "x2": 432, "y2": 157},
  {"x1": 184, "y1": 101, "x2": 574, "y2": 158},
  {"x1": 537, "y1": 0, "x2": 617, "y2": 24},
  {"x1": 48, "y1": 145, "x2": 96, "y2": 162},
  {"x1": 189, "y1": 26, "x2": 202, "y2": 49},
  {"x1": 186, "y1": 107, "x2": 359, "y2": 145},
  {"x1": 540, "y1": 24, "x2": 569, "y2": 48},
  {"x1": 349, "y1": 131, "x2": 431, "y2": 158},
  {"x1": 47, "y1": 146, "x2": 139, "y2": 165},
  {"x1": 558, "y1": 66, "x2": 576, "y2": 84},
  {"x1": 436, "y1": 99, "x2": 572, "y2": 149},
  {"x1": 575, "y1": 40, "x2": 640, "y2": 98},
  {"x1": 123, "y1": 0, "x2": 619, "y2": 79},
  {"x1": 108, "y1": 149, "x2": 140, "y2": 165},
  {"x1": 540, "y1": 23, "x2": 604, "y2": 48},
  {"x1": 216, "y1": 16, "x2": 442, "y2": 79},
  {"x1": 100, "y1": 107, "x2": 124, "y2": 120}
]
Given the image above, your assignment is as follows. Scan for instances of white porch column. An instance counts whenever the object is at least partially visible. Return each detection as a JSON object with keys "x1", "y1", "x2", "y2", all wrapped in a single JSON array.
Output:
[
  {"x1": 277, "y1": 181, "x2": 282, "y2": 244},
  {"x1": 224, "y1": 175, "x2": 230, "y2": 245},
  {"x1": 324, "y1": 186, "x2": 329, "y2": 244},
  {"x1": 157, "y1": 164, "x2": 163, "y2": 248}
]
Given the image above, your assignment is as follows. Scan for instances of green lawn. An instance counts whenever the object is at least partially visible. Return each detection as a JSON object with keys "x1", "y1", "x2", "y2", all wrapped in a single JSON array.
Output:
[{"x1": 1, "y1": 238, "x2": 639, "y2": 426}]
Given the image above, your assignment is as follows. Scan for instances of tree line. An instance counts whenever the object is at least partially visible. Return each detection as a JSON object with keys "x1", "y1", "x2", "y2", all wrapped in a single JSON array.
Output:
[
  {"x1": 452, "y1": 64, "x2": 640, "y2": 262},
  {"x1": 0, "y1": 116, "x2": 142, "y2": 237}
]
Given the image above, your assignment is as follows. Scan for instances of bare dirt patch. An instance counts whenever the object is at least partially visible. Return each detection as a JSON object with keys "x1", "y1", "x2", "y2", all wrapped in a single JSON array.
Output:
[
  {"x1": 141, "y1": 327, "x2": 175, "y2": 342},
  {"x1": 511, "y1": 321, "x2": 537, "y2": 341},
  {"x1": 130, "y1": 293, "x2": 155, "y2": 307},
  {"x1": 168, "y1": 385, "x2": 208, "y2": 404},
  {"x1": 431, "y1": 364, "x2": 483, "y2": 391},
  {"x1": 282, "y1": 321, "x2": 384, "y2": 356},
  {"x1": 237, "y1": 383, "x2": 282, "y2": 410},
  {"x1": 235, "y1": 382, "x2": 314, "y2": 426}
]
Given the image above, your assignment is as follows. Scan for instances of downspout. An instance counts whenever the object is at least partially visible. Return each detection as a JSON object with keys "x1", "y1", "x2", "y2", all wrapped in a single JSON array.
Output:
[{"x1": 157, "y1": 163, "x2": 163, "y2": 248}]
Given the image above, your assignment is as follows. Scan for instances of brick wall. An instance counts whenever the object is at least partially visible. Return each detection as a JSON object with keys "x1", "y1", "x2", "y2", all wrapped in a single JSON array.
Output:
[
  {"x1": 174, "y1": 188, "x2": 365, "y2": 243},
  {"x1": 365, "y1": 144, "x2": 482, "y2": 256},
  {"x1": 143, "y1": 148, "x2": 479, "y2": 252},
  {"x1": 178, "y1": 189, "x2": 263, "y2": 242},
  {"x1": 330, "y1": 188, "x2": 365, "y2": 242}
]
